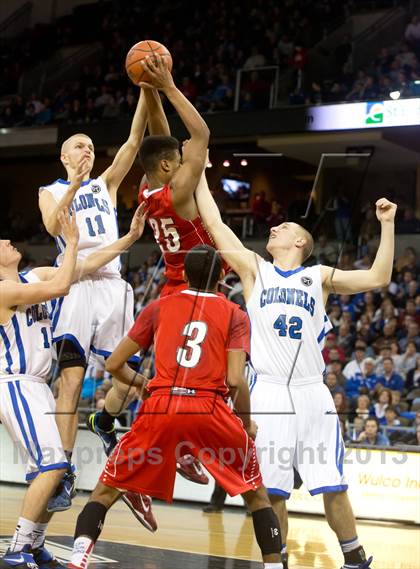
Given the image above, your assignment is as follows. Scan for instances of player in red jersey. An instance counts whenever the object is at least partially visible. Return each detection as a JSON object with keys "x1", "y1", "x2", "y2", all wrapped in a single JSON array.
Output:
[
  {"x1": 68, "y1": 245, "x2": 283, "y2": 569},
  {"x1": 137, "y1": 55, "x2": 229, "y2": 297},
  {"x1": 91, "y1": 56, "x2": 214, "y2": 487}
]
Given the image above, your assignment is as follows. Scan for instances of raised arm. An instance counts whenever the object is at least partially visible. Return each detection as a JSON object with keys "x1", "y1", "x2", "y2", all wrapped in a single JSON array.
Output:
[
  {"x1": 101, "y1": 90, "x2": 148, "y2": 204},
  {"x1": 1, "y1": 210, "x2": 78, "y2": 308},
  {"x1": 36, "y1": 205, "x2": 146, "y2": 283},
  {"x1": 141, "y1": 56, "x2": 209, "y2": 207},
  {"x1": 143, "y1": 88, "x2": 170, "y2": 135},
  {"x1": 322, "y1": 198, "x2": 397, "y2": 297},
  {"x1": 74, "y1": 204, "x2": 146, "y2": 280},
  {"x1": 39, "y1": 155, "x2": 90, "y2": 237},
  {"x1": 195, "y1": 168, "x2": 259, "y2": 295}
]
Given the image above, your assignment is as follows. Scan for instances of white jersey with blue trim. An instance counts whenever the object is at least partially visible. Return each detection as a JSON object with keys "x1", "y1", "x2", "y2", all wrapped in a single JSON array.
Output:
[
  {"x1": 39, "y1": 177, "x2": 120, "y2": 277},
  {"x1": 246, "y1": 260, "x2": 332, "y2": 383},
  {"x1": 0, "y1": 271, "x2": 52, "y2": 382}
]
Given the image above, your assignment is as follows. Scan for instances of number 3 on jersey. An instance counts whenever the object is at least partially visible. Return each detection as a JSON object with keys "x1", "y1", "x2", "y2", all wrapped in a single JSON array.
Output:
[
  {"x1": 176, "y1": 321, "x2": 208, "y2": 368},
  {"x1": 274, "y1": 314, "x2": 302, "y2": 339},
  {"x1": 149, "y1": 217, "x2": 180, "y2": 252}
]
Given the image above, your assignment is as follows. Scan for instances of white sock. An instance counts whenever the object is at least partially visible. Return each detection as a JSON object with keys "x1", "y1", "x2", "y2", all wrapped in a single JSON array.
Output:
[
  {"x1": 264, "y1": 563, "x2": 283, "y2": 568},
  {"x1": 32, "y1": 522, "x2": 48, "y2": 549},
  {"x1": 70, "y1": 536, "x2": 94, "y2": 568},
  {"x1": 10, "y1": 517, "x2": 36, "y2": 552}
]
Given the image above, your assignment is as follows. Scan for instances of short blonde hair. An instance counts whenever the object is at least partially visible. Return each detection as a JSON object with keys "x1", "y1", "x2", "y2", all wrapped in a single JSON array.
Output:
[
  {"x1": 297, "y1": 226, "x2": 314, "y2": 262},
  {"x1": 61, "y1": 133, "x2": 92, "y2": 154}
]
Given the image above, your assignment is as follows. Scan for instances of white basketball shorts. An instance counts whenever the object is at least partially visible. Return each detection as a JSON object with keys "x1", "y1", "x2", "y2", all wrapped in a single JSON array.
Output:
[
  {"x1": 250, "y1": 376, "x2": 347, "y2": 498},
  {"x1": 50, "y1": 275, "x2": 138, "y2": 364},
  {"x1": 0, "y1": 378, "x2": 67, "y2": 481}
]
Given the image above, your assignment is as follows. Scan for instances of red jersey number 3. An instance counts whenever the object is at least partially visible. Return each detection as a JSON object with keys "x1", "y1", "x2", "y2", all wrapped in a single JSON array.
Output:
[{"x1": 176, "y1": 321, "x2": 208, "y2": 368}]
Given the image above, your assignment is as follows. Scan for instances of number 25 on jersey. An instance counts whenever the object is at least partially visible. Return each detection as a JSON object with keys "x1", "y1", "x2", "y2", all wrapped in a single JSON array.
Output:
[{"x1": 149, "y1": 217, "x2": 180, "y2": 253}]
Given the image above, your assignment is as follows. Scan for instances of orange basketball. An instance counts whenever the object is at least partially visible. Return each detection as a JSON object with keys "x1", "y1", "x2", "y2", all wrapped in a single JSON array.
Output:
[{"x1": 125, "y1": 40, "x2": 173, "y2": 85}]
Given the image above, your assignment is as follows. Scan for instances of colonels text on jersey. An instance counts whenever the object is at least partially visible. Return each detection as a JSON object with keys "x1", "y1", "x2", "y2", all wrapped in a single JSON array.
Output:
[
  {"x1": 39, "y1": 177, "x2": 120, "y2": 276},
  {"x1": 247, "y1": 261, "x2": 333, "y2": 382},
  {"x1": 138, "y1": 184, "x2": 228, "y2": 283}
]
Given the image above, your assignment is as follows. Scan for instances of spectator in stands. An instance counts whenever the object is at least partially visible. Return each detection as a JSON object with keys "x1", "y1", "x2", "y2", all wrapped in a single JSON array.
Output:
[
  {"x1": 328, "y1": 303, "x2": 343, "y2": 331},
  {"x1": 376, "y1": 357, "x2": 405, "y2": 392},
  {"x1": 373, "y1": 320, "x2": 399, "y2": 353},
  {"x1": 406, "y1": 355, "x2": 420, "y2": 394},
  {"x1": 333, "y1": 391, "x2": 348, "y2": 417},
  {"x1": 339, "y1": 419, "x2": 351, "y2": 444},
  {"x1": 243, "y1": 46, "x2": 266, "y2": 69},
  {"x1": 396, "y1": 208, "x2": 420, "y2": 233},
  {"x1": 343, "y1": 345, "x2": 366, "y2": 379},
  {"x1": 326, "y1": 359, "x2": 347, "y2": 388},
  {"x1": 362, "y1": 357, "x2": 379, "y2": 389},
  {"x1": 336, "y1": 322, "x2": 354, "y2": 357},
  {"x1": 375, "y1": 345, "x2": 393, "y2": 376},
  {"x1": 354, "y1": 394, "x2": 372, "y2": 420},
  {"x1": 373, "y1": 388, "x2": 393, "y2": 420},
  {"x1": 399, "y1": 322, "x2": 420, "y2": 352},
  {"x1": 404, "y1": 299, "x2": 420, "y2": 326},
  {"x1": 313, "y1": 234, "x2": 337, "y2": 265},
  {"x1": 357, "y1": 418, "x2": 390, "y2": 447},
  {"x1": 325, "y1": 372, "x2": 345, "y2": 397},
  {"x1": 348, "y1": 416, "x2": 365, "y2": 442},
  {"x1": 405, "y1": 15, "x2": 420, "y2": 52},
  {"x1": 323, "y1": 333, "x2": 346, "y2": 364},
  {"x1": 266, "y1": 200, "x2": 285, "y2": 227},
  {"x1": 395, "y1": 340, "x2": 419, "y2": 376},
  {"x1": 345, "y1": 357, "x2": 377, "y2": 400},
  {"x1": 381, "y1": 405, "x2": 401, "y2": 428},
  {"x1": 395, "y1": 246, "x2": 418, "y2": 275}
]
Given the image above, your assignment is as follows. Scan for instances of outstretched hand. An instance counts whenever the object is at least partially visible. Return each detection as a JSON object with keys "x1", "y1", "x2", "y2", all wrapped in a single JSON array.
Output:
[
  {"x1": 375, "y1": 198, "x2": 397, "y2": 223},
  {"x1": 58, "y1": 207, "x2": 79, "y2": 245},
  {"x1": 128, "y1": 203, "x2": 147, "y2": 240},
  {"x1": 139, "y1": 55, "x2": 175, "y2": 91},
  {"x1": 70, "y1": 155, "x2": 91, "y2": 188}
]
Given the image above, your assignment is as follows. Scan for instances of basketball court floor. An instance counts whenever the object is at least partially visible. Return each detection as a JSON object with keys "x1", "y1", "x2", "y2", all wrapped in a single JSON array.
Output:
[{"x1": 1, "y1": 484, "x2": 418, "y2": 568}]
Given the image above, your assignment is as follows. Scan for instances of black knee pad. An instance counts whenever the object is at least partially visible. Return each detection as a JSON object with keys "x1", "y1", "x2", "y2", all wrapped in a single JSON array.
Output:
[
  {"x1": 55, "y1": 338, "x2": 87, "y2": 371},
  {"x1": 252, "y1": 507, "x2": 282, "y2": 556}
]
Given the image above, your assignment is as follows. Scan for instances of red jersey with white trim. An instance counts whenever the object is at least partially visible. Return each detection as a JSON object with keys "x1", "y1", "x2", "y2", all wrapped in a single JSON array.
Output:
[
  {"x1": 128, "y1": 289, "x2": 250, "y2": 395},
  {"x1": 138, "y1": 183, "x2": 228, "y2": 282}
]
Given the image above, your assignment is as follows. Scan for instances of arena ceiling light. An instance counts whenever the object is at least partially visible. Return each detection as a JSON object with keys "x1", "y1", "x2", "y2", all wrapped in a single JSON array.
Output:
[
  {"x1": 223, "y1": 160, "x2": 230, "y2": 167},
  {"x1": 240, "y1": 159, "x2": 248, "y2": 166}
]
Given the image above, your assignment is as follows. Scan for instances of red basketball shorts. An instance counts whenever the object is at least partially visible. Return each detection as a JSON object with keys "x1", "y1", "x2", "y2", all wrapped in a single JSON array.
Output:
[{"x1": 100, "y1": 391, "x2": 262, "y2": 502}]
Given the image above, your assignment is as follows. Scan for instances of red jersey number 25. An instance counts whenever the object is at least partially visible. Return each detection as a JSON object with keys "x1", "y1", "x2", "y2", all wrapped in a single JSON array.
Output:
[
  {"x1": 176, "y1": 321, "x2": 208, "y2": 368},
  {"x1": 149, "y1": 217, "x2": 181, "y2": 253}
]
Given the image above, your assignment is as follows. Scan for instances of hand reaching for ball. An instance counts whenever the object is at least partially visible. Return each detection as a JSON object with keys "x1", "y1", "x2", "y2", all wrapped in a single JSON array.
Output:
[{"x1": 140, "y1": 56, "x2": 175, "y2": 91}]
